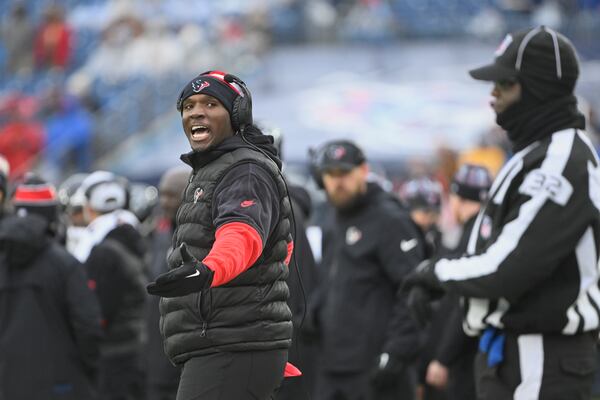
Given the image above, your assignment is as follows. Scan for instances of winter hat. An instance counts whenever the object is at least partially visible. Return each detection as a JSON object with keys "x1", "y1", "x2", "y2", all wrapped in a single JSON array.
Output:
[
  {"x1": 469, "y1": 26, "x2": 579, "y2": 100},
  {"x1": 176, "y1": 70, "x2": 241, "y2": 117},
  {"x1": 318, "y1": 140, "x2": 366, "y2": 172},
  {"x1": 450, "y1": 164, "x2": 493, "y2": 202},
  {"x1": 79, "y1": 171, "x2": 128, "y2": 213},
  {"x1": 12, "y1": 173, "x2": 59, "y2": 223},
  {"x1": 399, "y1": 178, "x2": 443, "y2": 212}
]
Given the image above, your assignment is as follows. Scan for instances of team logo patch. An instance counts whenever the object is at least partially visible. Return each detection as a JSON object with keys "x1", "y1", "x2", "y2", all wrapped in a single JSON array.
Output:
[
  {"x1": 480, "y1": 215, "x2": 492, "y2": 239},
  {"x1": 400, "y1": 238, "x2": 418, "y2": 252},
  {"x1": 193, "y1": 187, "x2": 204, "y2": 203},
  {"x1": 346, "y1": 226, "x2": 362, "y2": 245},
  {"x1": 495, "y1": 34, "x2": 513, "y2": 57},
  {"x1": 327, "y1": 145, "x2": 346, "y2": 160},
  {"x1": 192, "y1": 79, "x2": 210, "y2": 93}
]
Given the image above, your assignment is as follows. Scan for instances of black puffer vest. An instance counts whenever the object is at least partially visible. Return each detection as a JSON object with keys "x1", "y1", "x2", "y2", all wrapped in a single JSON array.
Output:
[{"x1": 159, "y1": 146, "x2": 293, "y2": 365}]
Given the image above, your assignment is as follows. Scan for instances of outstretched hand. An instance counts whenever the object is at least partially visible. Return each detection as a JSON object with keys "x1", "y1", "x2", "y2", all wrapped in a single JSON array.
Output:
[{"x1": 147, "y1": 243, "x2": 214, "y2": 298}]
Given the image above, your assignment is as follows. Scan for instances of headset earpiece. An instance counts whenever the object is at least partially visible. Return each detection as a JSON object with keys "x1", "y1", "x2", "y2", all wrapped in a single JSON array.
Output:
[
  {"x1": 223, "y1": 73, "x2": 253, "y2": 134},
  {"x1": 309, "y1": 146, "x2": 326, "y2": 190}
]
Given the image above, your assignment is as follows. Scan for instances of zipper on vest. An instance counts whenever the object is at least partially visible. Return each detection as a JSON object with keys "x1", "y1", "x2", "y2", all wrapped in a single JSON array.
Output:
[{"x1": 200, "y1": 322, "x2": 207, "y2": 337}]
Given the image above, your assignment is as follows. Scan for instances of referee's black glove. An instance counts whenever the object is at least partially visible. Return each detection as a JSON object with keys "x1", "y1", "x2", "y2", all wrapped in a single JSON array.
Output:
[
  {"x1": 403, "y1": 260, "x2": 444, "y2": 327},
  {"x1": 403, "y1": 259, "x2": 442, "y2": 292},
  {"x1": 147, "y1": 243, "x2": 214, "y2": 298}
]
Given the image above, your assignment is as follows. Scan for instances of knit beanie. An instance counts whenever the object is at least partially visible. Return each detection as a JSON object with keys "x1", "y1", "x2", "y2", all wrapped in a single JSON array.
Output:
[
  {"x1": 450, "y1": 164, "x2": 493, "y2": 202},
  {"x1": 13, "y1": 173, "x2": 59, "y2": 224},
  {"x1": 176, "y1": 70, "x2": 241, "y2": 116}
]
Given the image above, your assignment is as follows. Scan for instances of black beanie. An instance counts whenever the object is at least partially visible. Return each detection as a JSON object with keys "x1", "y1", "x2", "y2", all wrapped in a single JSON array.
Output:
[
  {"x1": 176, "y1": 70, "x2": 240, "y2": 116},
  {"x1": 450, "y1": 164, "x2": 492, "y2": 202}
]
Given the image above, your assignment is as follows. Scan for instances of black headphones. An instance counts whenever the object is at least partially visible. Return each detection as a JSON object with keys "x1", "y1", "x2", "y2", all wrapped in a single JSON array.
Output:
[
  {"x1": 308, "y1": 144, "x2": 327, "y2": 190},
  {"x1": 222, "y1": 73, "x2": 253, "y2": 134}
]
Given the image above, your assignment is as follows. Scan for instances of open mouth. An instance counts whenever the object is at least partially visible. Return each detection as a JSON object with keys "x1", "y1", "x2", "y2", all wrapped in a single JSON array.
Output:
[{"x1": 190, "y1": 125, "x2": 210, "y2": 141}]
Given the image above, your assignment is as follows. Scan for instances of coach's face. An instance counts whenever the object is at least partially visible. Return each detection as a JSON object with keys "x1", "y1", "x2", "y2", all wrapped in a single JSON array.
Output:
[
  {"x1": 322, "y1": 163, "x2": 368, "y2": 209},
  {"x1": 181, "y1": 94, "x2": 234, "y2": 151},
  {"x1": 491, "y1": 79, "x2": 522, "y2": 115}
]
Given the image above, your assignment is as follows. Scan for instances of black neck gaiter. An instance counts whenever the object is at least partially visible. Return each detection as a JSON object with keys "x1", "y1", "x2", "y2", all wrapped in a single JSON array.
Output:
[{"x1": 496, "y1": 88, "x2": 585, "y2": 152}]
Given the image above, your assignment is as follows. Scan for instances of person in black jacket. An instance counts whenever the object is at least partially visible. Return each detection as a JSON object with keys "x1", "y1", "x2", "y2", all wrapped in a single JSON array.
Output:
[
  {"x1": 405, "y1": 27, "x2": 600, "y2": 400},
  {"x1": 0, "y1": 176, "x2": 102, "y2": 400},
  {"x1": 268, "y1": 130, "x2": 320, "y2": 400},
  {"x1": 146, "y1": 70, "x2": 294, "y2": 400},
  {"x1": 311, "y1": 139, "x2": 425, "y2": 400},
  {"x1": 74, "y1": 171, "x2": 148, "y2": 400},
  {"x1": 398, "y1": 177, "x2": 447, "y2": 400},
  {"x1": 399, "y1": 177, "x2": 444, "y2": 260},
  {"x1": 423, "y1": 164, "x2": 492, "y2": 400}
]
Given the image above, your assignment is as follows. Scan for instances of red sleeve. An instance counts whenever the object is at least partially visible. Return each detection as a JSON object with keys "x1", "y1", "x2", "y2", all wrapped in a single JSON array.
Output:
[{"x1": 202, "y1": 222, "x2": 263, "y2": 287}]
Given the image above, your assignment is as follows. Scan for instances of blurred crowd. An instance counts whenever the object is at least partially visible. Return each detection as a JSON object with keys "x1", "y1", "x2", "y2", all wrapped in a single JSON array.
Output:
[
  {"x1": 0, "y1": 0, "x2": 600, "y2": 185},
  {"x1": 1, "y1": 1, "x2": 600, "y2": 399}
]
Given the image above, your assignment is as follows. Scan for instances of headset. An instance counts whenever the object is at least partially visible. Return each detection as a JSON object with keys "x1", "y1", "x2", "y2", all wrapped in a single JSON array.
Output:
[
  {"x1": 222, "y1": 73, "x2": 253, "y2": 135},
  {"x1": 308, "y1": 145, "x2": 328, "y2": 190}
]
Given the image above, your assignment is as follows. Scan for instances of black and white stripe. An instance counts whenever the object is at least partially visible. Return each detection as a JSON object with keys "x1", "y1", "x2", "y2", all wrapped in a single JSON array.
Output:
[{"x1": 437, "y1": 129, "x2": 600, "y2": 336}]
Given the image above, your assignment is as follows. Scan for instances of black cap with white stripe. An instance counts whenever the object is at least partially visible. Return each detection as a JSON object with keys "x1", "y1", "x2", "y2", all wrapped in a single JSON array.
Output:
[{"x1": 469, "y1": 26, "x2": 579, "y2": 91}]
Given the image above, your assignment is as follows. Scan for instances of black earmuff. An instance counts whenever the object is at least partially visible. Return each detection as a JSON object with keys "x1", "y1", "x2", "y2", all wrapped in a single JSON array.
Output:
[
  {"x1": 223, "y1": 73, "x2": 253, "y2": 134},
  {"x1": 308, "y1": 145, "x2": 327, "y2": 190}
]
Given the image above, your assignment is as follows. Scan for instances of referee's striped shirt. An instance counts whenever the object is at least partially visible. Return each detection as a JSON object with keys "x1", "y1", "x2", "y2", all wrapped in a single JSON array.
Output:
[{"x1": 433, "y1": 129, "x2": 600, "y2": 336}]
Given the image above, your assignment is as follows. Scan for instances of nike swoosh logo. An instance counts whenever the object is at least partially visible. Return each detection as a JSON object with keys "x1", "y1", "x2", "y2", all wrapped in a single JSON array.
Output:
[
  {"x1": 186, "y1": 270, "x2": 200, "y2": 278},
  {"x1": 400, "y1": 238, "x2": 418, "y2": 252}
]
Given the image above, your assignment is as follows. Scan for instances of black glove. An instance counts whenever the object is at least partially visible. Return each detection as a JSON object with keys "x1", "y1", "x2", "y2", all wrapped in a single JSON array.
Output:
[
  {"x1": 370, "y1": 353, "x2": 406, "y2": 390},
  {"x1": 147, "y1": 243, "x2": 214, "y2": 297},
  {"x1": 406, "y1": 285, "x2": 434, "y2": 327},
  {"x1": 403, "y1": 259, "x2": 444, "y2": 327},
  {"x1": 402, "y1": 259, "x2": 443, "y2": 293}
]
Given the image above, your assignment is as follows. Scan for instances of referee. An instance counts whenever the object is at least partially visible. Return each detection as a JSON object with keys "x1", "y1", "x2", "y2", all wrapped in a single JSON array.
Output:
[{"x1": 404, "y1": 26, "x2": 600, "y2": 399}]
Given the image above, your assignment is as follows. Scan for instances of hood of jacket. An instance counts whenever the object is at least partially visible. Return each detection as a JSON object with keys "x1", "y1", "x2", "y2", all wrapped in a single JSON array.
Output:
[
  {"x1": 0, "y1": 214, "x2": 49, "y2": 268},
  {"x1": 105, "y1": 223, "x2": 146, "y2": 259}
]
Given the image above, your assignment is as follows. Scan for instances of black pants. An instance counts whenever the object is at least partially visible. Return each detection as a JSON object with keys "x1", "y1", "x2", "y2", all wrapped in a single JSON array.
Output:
[
  {"x1": 315, "y1": 367, "x2": 416, "y2": 400},
  {"x1": 176, "y1": 349, "x2": 288, "y2": 400},
  {"x1": 475, "y1": 332, "x2": 597, "y2": 400}
]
